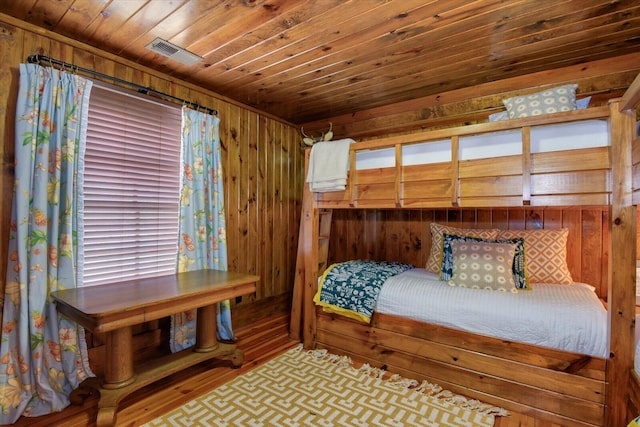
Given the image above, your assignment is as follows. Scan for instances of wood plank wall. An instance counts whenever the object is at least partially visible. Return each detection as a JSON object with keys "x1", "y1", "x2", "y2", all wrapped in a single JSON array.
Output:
[
  {"x1": 0, "y1": 14, "x2": 304, "y2": 352},
  {"x1": 327, "y1": 207, "x2": 610, "y2": 299}
]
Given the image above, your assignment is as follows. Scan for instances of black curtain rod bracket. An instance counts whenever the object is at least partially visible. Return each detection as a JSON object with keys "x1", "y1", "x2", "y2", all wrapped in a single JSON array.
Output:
[{"x1": 27, "y1": 54, "x2": 218, "y2": 116}]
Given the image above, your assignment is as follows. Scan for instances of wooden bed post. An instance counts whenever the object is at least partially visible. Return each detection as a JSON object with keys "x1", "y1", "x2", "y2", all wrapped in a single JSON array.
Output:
[
  {"x1": 301, "y1": 151, "x2": 319, "y2": 348},
  {"x1": 606, "y1": 97, "x2": 637, "y2": 426}
]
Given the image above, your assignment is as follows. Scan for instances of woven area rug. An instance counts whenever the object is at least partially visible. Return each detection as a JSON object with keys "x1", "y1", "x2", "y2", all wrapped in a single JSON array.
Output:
[{"x1": 143, "y1": 345, "x2": 506, "y2": 427}]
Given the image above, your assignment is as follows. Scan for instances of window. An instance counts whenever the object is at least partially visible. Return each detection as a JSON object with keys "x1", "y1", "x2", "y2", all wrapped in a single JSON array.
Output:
[{"x1": 82, "y1": 84, "x2": 182, "y2": 286}]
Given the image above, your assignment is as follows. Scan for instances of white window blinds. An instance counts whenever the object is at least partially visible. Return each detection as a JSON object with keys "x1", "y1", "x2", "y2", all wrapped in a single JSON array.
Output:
[{"x1": 82, "y1": 84, "x2": 182, "y2": 286}]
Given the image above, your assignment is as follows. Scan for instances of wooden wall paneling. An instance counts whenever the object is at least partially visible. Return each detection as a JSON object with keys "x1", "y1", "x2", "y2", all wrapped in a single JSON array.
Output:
[
  {"x1": 460, "y1": 208, "x2": 477, "y2": 229},
  {"x1": 0, "y1": 21, "x2": 20, "y2": 315},
  {"x1": 489, "y1": 208, "x2": 509, "y2": 230},
  {"x1": 405, "y1": 210, "x2": 423, "y2": 267},
  {"x1": 224, "y1": 103, "x2": 241, "y2": 277},
  {"x1": 525, "y1": 208, "x2": 545, "y2": 231},
  {"x1": 247, "y1": 111, "x2": 259, "y2": 288},
  {"x1": 420, "y1": 210, "x2": 433, "y2": 267},
  {"x1": 351, "y1": 210, "x2": 366, "y2": 261},
  {"x1": 506, "y1": 207, "x2": 526, "y2": 230},
  {"x1": 371, "y1": 210, "x2": 386, "y2": 261},
  {"x1": 398, "y1": 210, "x2": 415, "y2": 266},
  {"x1": 583, "y1": 208, "x2": 606, "y2": 296},
  {"x1": 476, "y1": 208, "x2": 494, "y2": 230},
  {"x1": 439, "y1": 208, "x2": 455, "y2": 227},
  {"x1": 21, "y1": 27, "x2": 47, "y2": 60},
  {"x1": 327, "y1": 209, "x2": 343, "y2": 265},
  {"x1": 384, "y1": 210, "x2": 402, "y2": 262},
  {"x1": 112, "y1": 56, "x2": 135, "y2": 87},
  {"x1": 288, "y1": 128, "x2": 300, "y2": 296},
  {"x1": 364, "y1": 210, "x2": 378, "y2": 261},
  {"x1": 262, "y1": 117, "x2": 274, "y2": 299},
  {"x1": 275, "y1": 119, "x2": 287, "y2": 296},
  {"x1": 340, "y1": 209, "x2": 358, "y2": 262},
  {"x1": 238, "y1": 107, "x2": 251, "y2": 281},
  {"x1": 353, "y1": 209, "x2": 366, "y2": 261},
  {"x1": 279, "y1": 120, "x2": 292, "y2": 297},
  {"x1": 48, "y1": 33, "x2": 72, "y2": 64},
  {"x1": 561, "y1": 208, "x2": 583, "y2": 285},
  {"x1": 273, "y1": 120, "x2": 281, "y2": 295}
]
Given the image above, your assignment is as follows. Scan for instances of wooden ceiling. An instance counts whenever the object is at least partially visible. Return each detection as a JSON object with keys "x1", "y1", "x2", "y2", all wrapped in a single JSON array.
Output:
[{"x1": 2, "y1": 0, "x2": 639, "y2": 125}]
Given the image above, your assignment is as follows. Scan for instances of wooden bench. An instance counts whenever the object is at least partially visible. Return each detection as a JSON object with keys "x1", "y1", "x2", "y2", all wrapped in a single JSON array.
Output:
[{"x1": 51, "y1": 269, "x2": 258, "y2": 426}]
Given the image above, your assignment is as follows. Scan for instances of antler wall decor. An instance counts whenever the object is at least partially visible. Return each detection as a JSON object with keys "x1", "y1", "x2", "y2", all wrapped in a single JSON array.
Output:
[{"x1": 300, "y1": 122, "x2": 333, "y2": 146}]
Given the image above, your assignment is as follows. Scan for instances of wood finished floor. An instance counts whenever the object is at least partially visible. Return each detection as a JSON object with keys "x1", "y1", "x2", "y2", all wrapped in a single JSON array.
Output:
[{"x1": 13, "y1": 312, "x2": 562, "y2": 427}]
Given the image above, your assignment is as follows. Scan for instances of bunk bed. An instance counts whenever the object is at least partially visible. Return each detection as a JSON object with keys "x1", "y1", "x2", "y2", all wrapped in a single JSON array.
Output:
[{"x1": 292, "y1": 76, "x2": 640, "y2": 427}]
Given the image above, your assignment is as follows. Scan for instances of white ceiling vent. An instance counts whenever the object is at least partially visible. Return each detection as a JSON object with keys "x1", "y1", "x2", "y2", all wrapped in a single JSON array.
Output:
[{"x1": 145, "y1": 38, "x2": 203, "y2": 66}]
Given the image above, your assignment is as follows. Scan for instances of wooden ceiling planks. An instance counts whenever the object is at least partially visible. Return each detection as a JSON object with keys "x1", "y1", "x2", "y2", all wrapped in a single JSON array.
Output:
[{"x1": 2, "y1": 0, "x2": 639, "y2": 125}]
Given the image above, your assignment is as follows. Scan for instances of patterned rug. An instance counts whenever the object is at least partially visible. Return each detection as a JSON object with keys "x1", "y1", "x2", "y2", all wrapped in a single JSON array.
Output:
[{"x1": 143, "y1": 345, "x2": 506, "y2": 426}]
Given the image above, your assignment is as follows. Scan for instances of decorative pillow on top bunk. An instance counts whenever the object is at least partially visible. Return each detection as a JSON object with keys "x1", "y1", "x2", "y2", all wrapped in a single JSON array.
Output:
[
  {"x1": 440, "y1": 233, "x2": 528, "y2": 290},
  {"x1": 489, "y1": 96, "x2": 590, "y2": 122},
  {"x1": 502, "y1": 84, "x2": 578, "y2": 119},
  {"x1": 446, "y1": 240, "x2": 519, "y2": 292},
  {"x1": 496, "y1": 228, "x2": 573, "y2": 284},
  {"x1": 425, "y1": 223, "x2": 499, "y2": 274}
]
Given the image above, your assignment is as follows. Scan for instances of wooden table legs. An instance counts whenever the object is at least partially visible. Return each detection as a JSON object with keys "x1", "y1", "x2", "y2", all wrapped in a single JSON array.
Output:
[
  {"x1": 195, "y1": 304, "x2": 218, "y2": 352},
  {"x1": 70, "y1": 304, "x2": 245, "y2": 426},
  {"x1": 103, "y1": 326, "x2": 136, "y2": 389}
]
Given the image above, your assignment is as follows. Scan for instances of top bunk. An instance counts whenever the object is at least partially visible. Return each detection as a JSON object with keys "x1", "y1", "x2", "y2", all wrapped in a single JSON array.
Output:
[{"x1": 309, "y1": 105, "x2": 615, "y2": 209}]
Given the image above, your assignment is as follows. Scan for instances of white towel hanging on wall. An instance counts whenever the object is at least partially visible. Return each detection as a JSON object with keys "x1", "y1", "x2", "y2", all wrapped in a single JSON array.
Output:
[{"x1": 306, "y1": 138, "x2": 355, "y2": 192}]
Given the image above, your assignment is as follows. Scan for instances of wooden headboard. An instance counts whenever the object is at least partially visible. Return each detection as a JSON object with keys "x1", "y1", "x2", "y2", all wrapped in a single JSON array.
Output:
[{"x1": 327, "y1": 206, "x2": 610, "y2": 298}]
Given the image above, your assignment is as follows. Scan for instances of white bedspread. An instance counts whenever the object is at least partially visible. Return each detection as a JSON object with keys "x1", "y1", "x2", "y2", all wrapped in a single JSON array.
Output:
[{"x1": 375, "y1": 268, "x2": 608, "y2": 358}]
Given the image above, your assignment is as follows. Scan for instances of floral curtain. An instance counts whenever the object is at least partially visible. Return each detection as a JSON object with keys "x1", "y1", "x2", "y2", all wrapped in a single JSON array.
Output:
[
  {"x1": 170, "y1": 108, "x2": 232, "y2": 352},
  {"x1": 0, "y1": 64, "x2": 94, "y2": 422}
]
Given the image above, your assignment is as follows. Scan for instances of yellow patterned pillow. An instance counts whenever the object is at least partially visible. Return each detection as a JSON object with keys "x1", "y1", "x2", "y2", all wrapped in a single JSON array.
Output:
[
  {"x1": 425, "y1": 223, "x2": 499, "y2": 274},
  {"x1": 447, "y1": 241, "x2": 518, "y2": 292},
  {"x1": 496, "y1": 228, "x2": 573, "y2": 284}
]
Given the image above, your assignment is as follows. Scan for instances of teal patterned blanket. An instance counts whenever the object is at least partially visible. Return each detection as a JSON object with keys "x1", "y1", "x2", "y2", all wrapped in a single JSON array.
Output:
[{"x1": 313, "y1": 260, "x2": 414, "y2": 323}]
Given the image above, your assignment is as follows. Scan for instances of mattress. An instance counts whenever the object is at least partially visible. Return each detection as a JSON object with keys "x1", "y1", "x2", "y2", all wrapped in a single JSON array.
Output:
[{"x1": 375, "y1": 268, "x2": 608, "y2": 357}]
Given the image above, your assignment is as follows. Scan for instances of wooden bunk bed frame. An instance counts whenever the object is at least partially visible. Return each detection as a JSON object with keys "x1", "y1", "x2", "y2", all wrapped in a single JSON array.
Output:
[{"x1": 292, "y1": 74, "x2": 640, "y2": 427}]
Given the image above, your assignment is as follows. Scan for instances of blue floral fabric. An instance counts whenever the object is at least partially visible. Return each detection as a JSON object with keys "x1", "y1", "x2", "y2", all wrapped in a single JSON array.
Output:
[
  {"x1": 314, "y1": 260, "x2": 414, "y2": 323},
  {"x1": 0, "y1": 64, "x2": 94, "y2": 422},
  {"x1": 170, "y1": 108, "x2": 232, "y2": 352}
]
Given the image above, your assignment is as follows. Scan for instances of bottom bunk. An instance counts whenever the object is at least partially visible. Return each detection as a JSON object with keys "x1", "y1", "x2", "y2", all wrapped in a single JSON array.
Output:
[{"x1": 315, "y1": 310, "x2": 606, "y2": 427}]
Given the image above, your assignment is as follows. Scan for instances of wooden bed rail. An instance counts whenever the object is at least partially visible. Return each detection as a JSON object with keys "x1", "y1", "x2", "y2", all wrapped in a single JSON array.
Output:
[
  {"x1": 316, "y1": 106, "x2": 611, "y2": 210},
  {"x1": 353, "y1": 105, "x2": 609, "y2": 151}
]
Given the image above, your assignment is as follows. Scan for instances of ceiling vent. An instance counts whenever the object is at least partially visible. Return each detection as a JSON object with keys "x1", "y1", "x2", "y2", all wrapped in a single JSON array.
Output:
[{"x1": 145, "y1": 38, "x2": 203, "y2": 66}]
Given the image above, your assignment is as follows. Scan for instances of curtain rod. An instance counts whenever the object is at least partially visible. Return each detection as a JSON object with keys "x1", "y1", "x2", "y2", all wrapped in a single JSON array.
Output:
[{"x1": 27, "y1": 54, "x2": 218, "y2": 116}]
